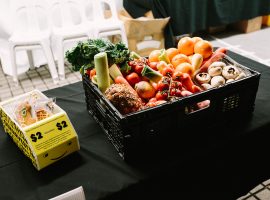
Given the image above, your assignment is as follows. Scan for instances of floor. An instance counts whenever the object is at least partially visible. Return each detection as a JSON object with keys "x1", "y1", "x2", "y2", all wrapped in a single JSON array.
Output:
[
  {"x1": 0, "y1": 62, "x2": 81, "y2": 101},
  {"x1": 0, "y1": 26, "x2": 270, "y2": 200}
]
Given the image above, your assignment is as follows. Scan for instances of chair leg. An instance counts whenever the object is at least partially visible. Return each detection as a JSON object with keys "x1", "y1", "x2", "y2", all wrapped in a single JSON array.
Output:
[
  {"x1": 56, "y1": 38, "x2": 65, "y2": 80},
  {"x1": 120, "y1": 25, "x2": 128, "y2": 47},
  {"x1": 9, "y1": 44, "x2": 19, "y2": 85},
  {"x1": 27, "y1": 50, "x2": 35, "y2": 70},
  {"x1": 40, "y1": 40, "x2": 59, "y2": 84}
]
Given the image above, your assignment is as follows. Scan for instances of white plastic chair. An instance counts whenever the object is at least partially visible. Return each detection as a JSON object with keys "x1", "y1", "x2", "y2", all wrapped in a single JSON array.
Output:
[
  {"x1": 94, "y1": 0, "x2": 128, "y2": 46},
  {"x1": 8, "y1": 0, "x2": 59, "y2": 84},
  {"x1": 49, "y1": 0, "x2": 96, "y2": 80}
]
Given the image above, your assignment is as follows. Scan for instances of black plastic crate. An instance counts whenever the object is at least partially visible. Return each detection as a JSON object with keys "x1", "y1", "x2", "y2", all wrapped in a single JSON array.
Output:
[{"x1": 82, "y1": 56, "x2": 260, "y2": 160}]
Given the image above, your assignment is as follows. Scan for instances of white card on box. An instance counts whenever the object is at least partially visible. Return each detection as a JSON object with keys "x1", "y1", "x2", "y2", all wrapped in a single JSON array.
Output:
[{"x1": 48, "y1": 186, "x2": 85, "y2": 200}]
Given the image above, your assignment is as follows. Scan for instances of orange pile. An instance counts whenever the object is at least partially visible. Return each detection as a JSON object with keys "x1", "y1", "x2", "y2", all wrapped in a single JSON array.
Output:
[{"x1": 148, "y1": 36, "x2": 214, "y2": 77}]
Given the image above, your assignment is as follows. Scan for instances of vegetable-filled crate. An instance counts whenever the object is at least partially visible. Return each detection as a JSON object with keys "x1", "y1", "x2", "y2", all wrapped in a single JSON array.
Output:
[
  {"x1": 67, "y1": 38, "x2": 260, "y2": 160},
  {"x1": 82, "y1": 57, "x2": 260, "y2": 160}
]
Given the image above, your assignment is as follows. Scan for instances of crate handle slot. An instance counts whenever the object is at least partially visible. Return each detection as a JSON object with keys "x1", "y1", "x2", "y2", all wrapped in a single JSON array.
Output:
[{"x1": 184, "y1": 99, "x2": 211, "y2": 115}]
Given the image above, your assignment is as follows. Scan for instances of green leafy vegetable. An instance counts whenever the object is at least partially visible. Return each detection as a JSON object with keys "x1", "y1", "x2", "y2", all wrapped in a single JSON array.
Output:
[
  {"x1": 158, "y1": 49, "x2": 170, "y2": 64},
  {"x1": 141, "y1": 65, "x2": 163, "y2": 83},
  {"x1": 65, "y1": 39, "x2": 130, "y2": 74},
  {"x1": 120, "y1": 61, "x2": 131, "y2": 74},
  {"x1": 130, "y1": 51, "x2": 141, "y2": 59}
]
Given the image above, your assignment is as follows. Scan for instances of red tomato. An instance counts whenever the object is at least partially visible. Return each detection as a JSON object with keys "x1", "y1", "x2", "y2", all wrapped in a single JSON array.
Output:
[
  {"x1": 170, "y1": 81, "x2": 182, "y2": 90},
  {"x1": 161, "y1": 66, "x2": 174, "y2": 77},
  {"x1": 157, "y1": 76, "x2": 170, "y2": 91},
  {"x1": 128, "y1": 60, "x2": 136, "y2": 71},
  {"x1": 90, "y1": 69, "x2": 96, "y2": 79},
  {"x1": 169, "y1": 88, "x2": 176, "y2": 96},
  {"x1": 126, "y1": 72, "x2": 141, "y2": 86},
  {"x1": 155, "y1": 90, "x2": 168, "y2": 100},
  {"x1": 169, "y1": 88, "x2": 181, "y2": 97},
  {"x1": 172, "y1": 71, "x2": 183, "y2": 81},
  {"x1": 135, "y1": 64, "x2": 144, "y2": 74},
  {"x1": 175, "y1": 89, "x2": 182, "y2": 97},
  {"x1": 86, "y1": 69, "x2": 91, "y2": 77},
  {"x1": 149, "y1": 62, "x2": 158, "y2": 71}
]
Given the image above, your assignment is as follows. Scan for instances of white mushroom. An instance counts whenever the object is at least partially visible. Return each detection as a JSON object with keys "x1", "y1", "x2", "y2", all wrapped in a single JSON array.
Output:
[
  {"x1": 195, "y1": 72, "x2": 211, "y2": 84},
  {"x1": 235, "y1": 72, "x2": 247, "y2": 80},
  {"x1": 208, "y1": 61, "x2": 226, "y2": 77},
  {"x1": 222, "y1": 65, "x2": 240, "y2": 79},
  {"x1": 226, "y1": 79, "x2": 234, "y2": 83},
  {"x1": 210, "y1": 76, "x2": 225, "y2": 87},
  {"x1": 201, "y1": 83, "x2": 213, "y2": 90}
]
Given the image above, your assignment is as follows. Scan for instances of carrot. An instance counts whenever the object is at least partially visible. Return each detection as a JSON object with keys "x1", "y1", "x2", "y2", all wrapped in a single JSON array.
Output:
[
  {"x1": 215, "y1": 47, "x2": 227, "y2": 54},
  {"x1": 192, "y1": 85, "x2": 202, "y2": 93},
  {"x1": 199, "y1": 50, "x2": 227, "y2": 73},
  {"x1": 200, "y1": 47, "x2": 227, "y2": 69},
  {"x1": 114, "y1": 76, "x2": 132, "y2": 87},
  {"x1": 114, "y1": 76, "x2": 139, "y2": 95},
  {"x1": 181, "y1": 73, "x2": 195, "y2": 92}
]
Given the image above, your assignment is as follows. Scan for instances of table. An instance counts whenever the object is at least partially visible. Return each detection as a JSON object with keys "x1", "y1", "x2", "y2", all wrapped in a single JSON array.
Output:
[
  {"x1": 124, "y1": 0, "x2": 270, "y2": 48},
  {"x1": 1, "y1": 51, "x2": 270, "y2": 200}
]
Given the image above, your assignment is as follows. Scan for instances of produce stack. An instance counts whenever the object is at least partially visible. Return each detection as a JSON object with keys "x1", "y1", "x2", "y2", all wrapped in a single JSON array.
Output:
[{"x1": 66, "y1": 37, "x2": 248, "y2": 115}]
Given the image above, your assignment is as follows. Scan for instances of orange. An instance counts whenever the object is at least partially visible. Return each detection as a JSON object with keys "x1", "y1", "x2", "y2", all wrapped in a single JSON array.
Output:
[
  {"x1": 177, "y1": 37, "x2": 195, "y2": 56},
  {"x1": 171, "y1": 54, "x2": 190, "y2": 68},
  {"x1": 194, "y1": 40, "x2": 213, "y2": 59},
  {"x1": 166, "y1": 48, "x2": 179, "y2": 62},
  {"x1": 175, "y1": 62, "x2": 194, "y2": 77},
  {"x1": 149, "y1": 50, "x2": 161, "y2": 62},
  {"x1": 191, "y1": 37, "x2": 203, "y2": 45}
]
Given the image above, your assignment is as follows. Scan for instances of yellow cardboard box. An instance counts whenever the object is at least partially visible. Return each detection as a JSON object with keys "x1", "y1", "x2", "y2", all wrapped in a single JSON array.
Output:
[
  {"x1": 262, "y1": 15, "x2": 270, "y2": 26},
  {"x1": 118, "y1": 9, "x2": 170, "y2": 57},
  {"x1": 0, "y1": 90, "x2": 80, "y2": 170}
]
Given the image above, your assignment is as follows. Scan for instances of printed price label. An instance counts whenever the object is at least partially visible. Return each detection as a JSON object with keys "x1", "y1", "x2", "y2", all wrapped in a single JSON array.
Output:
[
  {"x1": 56, "y1": 120, "x2": 68, "y2": 130},
  {"x1": 30, "y1": 132, "x2": 43, "y2": 142},
  {"x1": 25, "y1": 114, "x2": 77, "y2": 155}
]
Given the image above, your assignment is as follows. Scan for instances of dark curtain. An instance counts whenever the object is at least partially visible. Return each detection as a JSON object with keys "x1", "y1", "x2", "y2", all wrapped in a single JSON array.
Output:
[{"x1": 124, "y1": 0, "x2": 270, "y2": 48}]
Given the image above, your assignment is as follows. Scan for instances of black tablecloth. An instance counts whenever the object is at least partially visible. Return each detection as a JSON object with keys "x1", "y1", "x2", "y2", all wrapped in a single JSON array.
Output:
[
  {"x1": 124, "y1": 0, "x2": 270, "y2": 48},
  {"x1": 1, "y1": 51, "x2": 270, "y2": 200}
]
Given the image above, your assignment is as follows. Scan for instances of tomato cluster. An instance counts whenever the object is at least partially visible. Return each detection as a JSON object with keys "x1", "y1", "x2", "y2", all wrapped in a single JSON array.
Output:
[
  {"x1": 128, "y1": 57, "x2": 149, "y2": 74},
  {"x1": 155, "y1": 75, "x2": 186, "y2": 100},
  {"x1": 124, "y1": 58, "x2": 150, "y2": 86}
]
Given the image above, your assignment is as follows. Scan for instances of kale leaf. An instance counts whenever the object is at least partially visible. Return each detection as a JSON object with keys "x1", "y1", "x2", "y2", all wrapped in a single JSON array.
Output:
[{"x1": 65, "y1": 39, "x2": 130, "y2": 73}]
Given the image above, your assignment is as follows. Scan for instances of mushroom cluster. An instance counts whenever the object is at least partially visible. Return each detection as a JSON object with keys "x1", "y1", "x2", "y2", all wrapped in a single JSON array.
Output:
[{"x1": 194, "y1": 61, "x2": 247, "y2": 90}]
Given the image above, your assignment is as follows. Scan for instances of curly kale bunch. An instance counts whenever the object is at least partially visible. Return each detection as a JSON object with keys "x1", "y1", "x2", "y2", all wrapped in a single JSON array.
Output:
[{"x1": 65, "y1": 39, "x2": 130, "y2": 73}]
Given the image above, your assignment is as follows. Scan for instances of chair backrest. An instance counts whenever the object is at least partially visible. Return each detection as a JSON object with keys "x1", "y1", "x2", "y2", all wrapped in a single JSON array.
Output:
[
  {"x1": 96, "y1": 0, "x2": 120, "y2": 21},
  {"x1": 49, "y1": 0, "x2": 89, "y2": 28},
  {"x1": 10, "y1": 0, "x2": 50, "y2": 34},
  {"x1": 83, "y1": 0, "x2": 98, "y2": 21}
]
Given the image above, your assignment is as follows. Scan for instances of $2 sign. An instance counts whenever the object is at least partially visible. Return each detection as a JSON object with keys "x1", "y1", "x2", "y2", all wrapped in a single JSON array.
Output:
[{"x1": 56, "y1": 120, "x2": 68, "y2": 130}]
